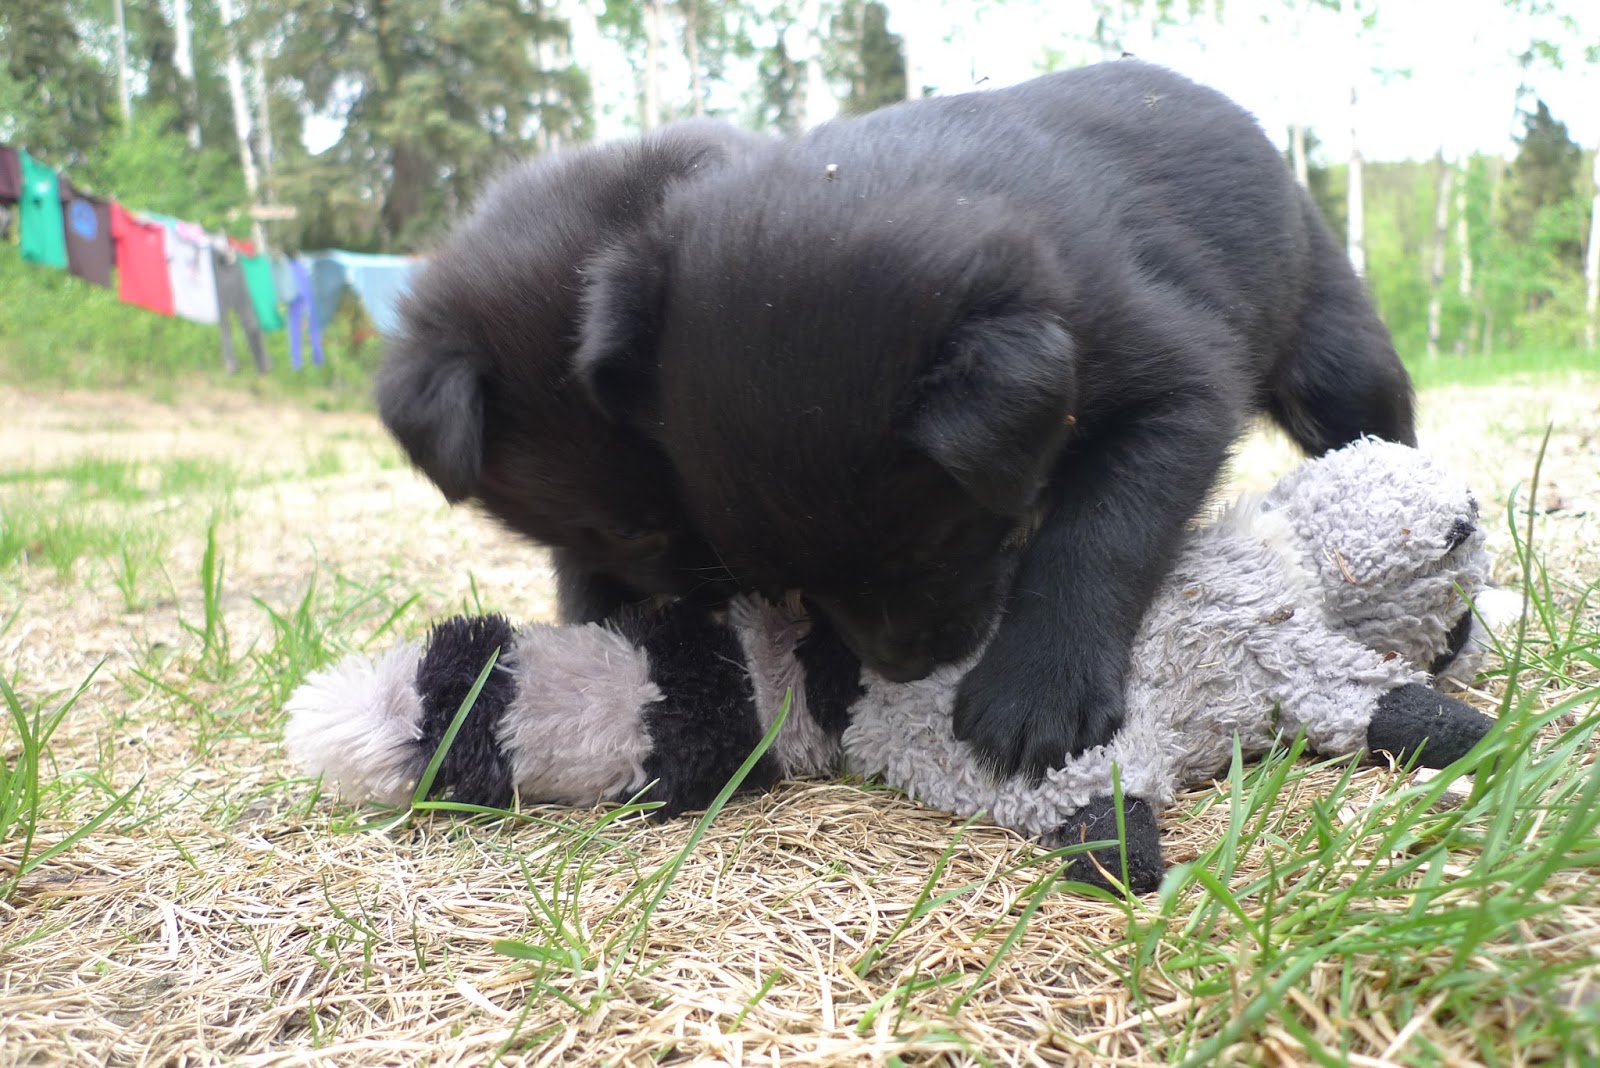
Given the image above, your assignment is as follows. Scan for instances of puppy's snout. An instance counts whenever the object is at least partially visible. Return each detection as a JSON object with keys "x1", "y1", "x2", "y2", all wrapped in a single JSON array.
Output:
[{"x1": 821, "y1": 610, "x2": 936, "y2": 682}]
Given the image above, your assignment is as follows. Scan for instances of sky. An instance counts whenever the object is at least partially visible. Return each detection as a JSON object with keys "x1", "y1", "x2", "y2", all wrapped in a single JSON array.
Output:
[{"x1": 885, "y1": 0, "x2": 1598, "y2": 163}]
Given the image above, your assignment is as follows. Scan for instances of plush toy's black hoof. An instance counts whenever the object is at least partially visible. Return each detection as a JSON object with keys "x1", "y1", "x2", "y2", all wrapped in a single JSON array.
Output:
[
  {"x1": 1367, "y1": 683, "x2": 1495, "y2": 769},
  {"x1": 1044, "y1": 795, "x2": 1165, "y2": 894}
]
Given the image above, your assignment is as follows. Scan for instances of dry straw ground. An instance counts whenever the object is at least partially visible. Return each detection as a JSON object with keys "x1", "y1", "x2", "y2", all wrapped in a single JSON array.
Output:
[{"x1": 1, "y1": 376, "x2": 1597, "y2": 1067}]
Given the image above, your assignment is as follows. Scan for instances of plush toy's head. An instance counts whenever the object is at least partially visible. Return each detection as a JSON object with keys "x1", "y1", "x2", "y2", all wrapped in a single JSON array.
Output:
[{"x1": 1247, "y1": 437, "x2": 1487, "y2": 673}]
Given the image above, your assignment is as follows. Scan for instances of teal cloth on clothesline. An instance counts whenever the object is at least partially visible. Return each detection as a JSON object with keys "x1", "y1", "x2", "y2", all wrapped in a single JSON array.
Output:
[{"x1": 306, "y1": 251, "x2": 419, "y2": 337}]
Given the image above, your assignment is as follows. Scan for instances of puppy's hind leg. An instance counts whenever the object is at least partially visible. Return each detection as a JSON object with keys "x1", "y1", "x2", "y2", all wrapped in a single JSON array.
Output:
[{"x1": 1266, "y1": 206, "x2": 1417, "y2": 454}]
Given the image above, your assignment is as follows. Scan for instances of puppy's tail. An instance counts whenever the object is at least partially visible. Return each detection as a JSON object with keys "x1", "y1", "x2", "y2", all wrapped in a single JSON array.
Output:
[{"x1": 1266, "y1": 197, "x2": 1417, "y2": 454}]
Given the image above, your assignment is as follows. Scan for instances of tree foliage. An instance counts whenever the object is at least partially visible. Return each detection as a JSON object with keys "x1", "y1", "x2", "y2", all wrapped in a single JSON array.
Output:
[
  {"x1": 0, "y1": 0, "x2": 1593, "y2": 356},
  {"x1": 826, "y1": 0, "x2": 906, "y2": 116},
  {"x1": 267, "y1": 0, "x2": 590, "y2": 252},
  {"x1": 1505, "y1": 100, "x2": 1585, "y2": 267},
  {"x1": 0, "y1": 0, "x2": 118, "y2": 163}
]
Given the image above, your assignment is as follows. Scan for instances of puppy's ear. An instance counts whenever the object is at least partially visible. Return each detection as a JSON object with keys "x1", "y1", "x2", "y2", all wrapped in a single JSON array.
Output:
[
  {"x1": 573, "y1": 234, "x2": 666, "y2": 432},
  {"x1": 375, "y1": 344, "x2": 483, "y2": 503},
  {"x1": 907, "y1": 296, "x2": 1077, "y2": 517}
]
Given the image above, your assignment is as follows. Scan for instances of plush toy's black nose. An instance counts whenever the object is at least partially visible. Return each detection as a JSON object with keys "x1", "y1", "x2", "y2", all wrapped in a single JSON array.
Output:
[{"x1": 1444, "y1": 518, "x2": 1476, "y2": 552}]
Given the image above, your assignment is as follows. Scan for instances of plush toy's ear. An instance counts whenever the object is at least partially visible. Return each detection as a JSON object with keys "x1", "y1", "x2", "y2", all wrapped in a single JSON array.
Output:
[
  {"x1": 374, "y1": 342, "x2": 484, "y2": 503},
  {"x1": 903, "y1": 244, "x2": 1078, "y2": 518},
  {"x1": 572, "y1": 234, "x2": 668, "y2": 433}
]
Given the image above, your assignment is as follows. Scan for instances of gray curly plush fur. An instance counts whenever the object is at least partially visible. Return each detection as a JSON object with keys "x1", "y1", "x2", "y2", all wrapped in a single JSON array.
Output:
[
  {"x1": 844, "y1": 439, "x2": 1493, "y2": 836},
  {"x1": 285, "y1": 439, "x2": 1504, "y2": 890}
]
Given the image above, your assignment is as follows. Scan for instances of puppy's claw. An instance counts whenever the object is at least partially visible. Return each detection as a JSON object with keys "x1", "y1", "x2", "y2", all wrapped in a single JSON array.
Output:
[{"x1": 952, "y1": 652, "x2": 1126, "y2": 780}]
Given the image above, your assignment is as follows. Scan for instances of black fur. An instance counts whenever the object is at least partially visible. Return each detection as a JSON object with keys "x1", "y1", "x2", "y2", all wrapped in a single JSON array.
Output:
[
  {"x1": 415, "y1": 614, "x2": 519, "y2": 807},
  {"x1": 575, "y1": 61, "x2": 1416, "y2": 777},
  {"x1": 796, "y1": 611, "x2": 866, "y2": 738},
  {"x1": 614, "y1": 601, "x2": 781, "y2": 817},
  {"x1": 1366, "y1": 683, "x2": 1495, "y2": 768},
  {"x1": 1427, "y1": 610, "x2": 1478, "y2": 678},
  {"x1": 1045, "y1": 796, "x2": 1165, "y2": 895},
  {"x1": 376, "y1": 121, "x2": 760, "y2": 623}
]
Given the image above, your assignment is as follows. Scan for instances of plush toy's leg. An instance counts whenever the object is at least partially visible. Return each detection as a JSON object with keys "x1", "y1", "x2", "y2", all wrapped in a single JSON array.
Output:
[
  {"x1": 414, "y1": 614, "x2": 522, "y2": 806},
  {"x1": 1365, "y1": 683, "x2": 1495, "y2": 768},
  {"x1": 794, "y1": 611, "x2": 866, "y2": 736},
  {"x1": 1042, "y1": 796, "x2": 1165, "y2": 894},
  {"x1": 283, "y1": 641, "x2": 427, "y2": 806},
  {"x1": 609, "y1": 600, "x2": 786, "y2": 817}
]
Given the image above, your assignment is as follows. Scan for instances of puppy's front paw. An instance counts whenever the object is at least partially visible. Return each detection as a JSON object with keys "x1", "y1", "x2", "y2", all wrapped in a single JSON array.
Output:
[{"x1": 952, "y1": 632, "x2": 1125, "y2": 779}]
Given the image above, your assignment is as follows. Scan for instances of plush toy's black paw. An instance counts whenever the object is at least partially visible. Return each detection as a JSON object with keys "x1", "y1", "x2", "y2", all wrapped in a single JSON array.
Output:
[
  {"x1": 1367, "y1": 683, "x2": 1495, "y2": 769},
  {"x1": 1043, "y1": 795, "x2": 1164, "y2": 894}
]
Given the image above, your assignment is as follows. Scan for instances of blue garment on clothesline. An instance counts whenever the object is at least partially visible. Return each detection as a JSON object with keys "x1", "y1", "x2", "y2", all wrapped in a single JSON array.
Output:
[
  {"x1": 273, "y1": 256, "x2": 325, "y2": 369},
  {"x1": 306, "y1": 251, "x2": 419, "y2": 337}
]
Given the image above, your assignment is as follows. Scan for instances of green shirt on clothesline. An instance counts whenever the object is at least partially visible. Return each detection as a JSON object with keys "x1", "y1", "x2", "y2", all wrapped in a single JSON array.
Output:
[
  {"x1": 240, "y1": 253, "x2": 285, "y2": 332},
  {"x1": 19, "y1": 150, "x2": 67, "y2": 270}
]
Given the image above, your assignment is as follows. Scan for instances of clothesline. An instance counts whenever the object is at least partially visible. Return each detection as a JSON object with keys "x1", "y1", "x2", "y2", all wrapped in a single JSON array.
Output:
[{"x1": 1, "y1": 143, "x2": 423, "y2": 374}]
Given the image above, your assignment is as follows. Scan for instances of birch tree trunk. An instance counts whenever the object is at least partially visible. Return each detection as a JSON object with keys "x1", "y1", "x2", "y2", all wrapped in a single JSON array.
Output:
[
  {"x1": 1470, "y1": 89, "x2": 1526, "y2": 354},
  {"x1": 216, "y1": 0, "x2": 266, "y2": 249},
  {"x1": 1426, "y1": 149, "x2": 1452, "y2": 357},
  {"x1": 172, "y1": 0, "x2": 202, "y2": 149},
  {"x1": 1344, "y1": 1, "x2": 1365, "y2": 277},
  {"x1": 113, "y1": 0, "x2": 132, "y2": 126},
  {"x1": 1453, "y1": 158, "x2": 1472, "y2": 354},
  {"x1": 252, "y1": 45, "x2": 273, "y2": 182},
  {"x1": 1287, "y1": 0, "x2": 1308, "y2": 188},
  {"x1": 682, "y1": 0, "x2": 704, "y2": 116},
  {"x1": 1346, "y1": 83, "x2": 1365, "y2": 277},
  {"x1": 643, "y1": 0, "x2": 663, "y2": 130},
  {"x1": 892, "y1": 1, "x2": 925, "y2": 99},
  {"x1": 790, "y1": 0, "x2": 831, "y2": 130},
  {"x1": 1585, "y1": 142, "x2": 1599, "y2": 351},
  {"x1": 852, "y1": 0, "x2": 869, "y2": 107}
]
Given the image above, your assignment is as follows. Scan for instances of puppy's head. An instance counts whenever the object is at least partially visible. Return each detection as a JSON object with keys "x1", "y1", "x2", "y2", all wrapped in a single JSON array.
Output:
[
  {"x1": 377, "y1": 121, "x2": 757, "y2": 600},
  {"x1": 576, "y1": 163, "x2": 1081, "y2": 678}
]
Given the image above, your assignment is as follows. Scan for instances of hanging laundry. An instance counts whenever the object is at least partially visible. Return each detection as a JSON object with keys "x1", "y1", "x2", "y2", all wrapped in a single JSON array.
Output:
[
  {"x1": 109, "y1": 202, "x2": 175, "y2": 315},
  {"x1": 274, "y1": 256, "x2": 325, "y2": 369},
  {"x1": 0, "y1": 145, "x2": 21, "y2": 203},
  {"x1": 298, "y1": 250, "x2": 426, "y2": 336},
  {"x1": 238, "y1": 253, "x2": 284, "y2": 332},
  {"x1": 335, "y1": 252, "x2": 418, "y2": 337},
  {"x1": 307, "y1": 255, "x2": 348, "y2": 330},
  {"x1": 212, "y1": 246, "x2": 270, "y2": 374},
  {"x1": 18, "y1": 150, "x2": 68, "y2": 270},
  {"x1": 59, "y1": 178, "x2": 114, "y2": 288},
  {"x1": 163, "y1": 220, "x2": 220, "y2": 325}
]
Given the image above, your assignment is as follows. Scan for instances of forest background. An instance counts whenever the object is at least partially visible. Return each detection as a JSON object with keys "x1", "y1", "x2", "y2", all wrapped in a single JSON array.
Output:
[{"x1": 1, "y1": 0, "x2": 1597, "y2": 390}]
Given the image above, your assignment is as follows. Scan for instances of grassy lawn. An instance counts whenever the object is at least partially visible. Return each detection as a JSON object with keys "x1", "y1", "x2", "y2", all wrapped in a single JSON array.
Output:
[{"x1": 0, "y1": 357, "x2": 1596, "y2": 1064}]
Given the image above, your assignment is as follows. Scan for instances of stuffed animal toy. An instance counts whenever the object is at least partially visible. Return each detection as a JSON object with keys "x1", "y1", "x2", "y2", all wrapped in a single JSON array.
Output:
[{"x1": 285, "y1": 440, "x2": 1505, "y2": 892}]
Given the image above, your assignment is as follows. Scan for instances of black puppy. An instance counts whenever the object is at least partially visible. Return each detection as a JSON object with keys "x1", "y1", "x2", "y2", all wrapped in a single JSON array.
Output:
[
  {"x1": 377, "y1": 120, "x2": 759, "y2": 622},
  {"x1": 574, "y1": 62, "x2": 1416, "y2": 776}
]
